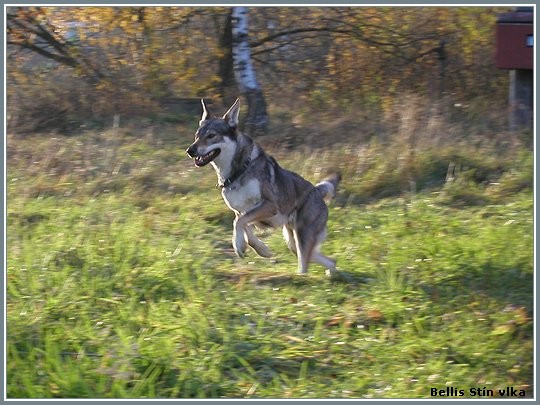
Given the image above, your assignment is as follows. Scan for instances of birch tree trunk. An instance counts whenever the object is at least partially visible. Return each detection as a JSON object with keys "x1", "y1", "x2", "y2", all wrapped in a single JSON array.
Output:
[{"x1": 231, "y1": 6, "x2": 268, "y2": 134}]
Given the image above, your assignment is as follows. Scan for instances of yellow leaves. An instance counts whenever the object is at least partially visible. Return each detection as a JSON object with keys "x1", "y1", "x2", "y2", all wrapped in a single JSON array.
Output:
[
  {"x1": 282, "y1": 334, "x2": 305, "y2": 344},
  {"x1": 8, "y1": 6, "x2": 506, "y2": 111},
  {"x1": 77, "y1": 29, "x2": 86, "y2": 42},
  {"x1": 367, "y1": 309, "x2": 384, "y2": 322},
  {"x1": 512, "y1": 306, "x2": 530, "y2": 326},
  {"x1": 491, "y1": 323, "x2": 515, "y2": 336},
  {"x1": 325, "y1": 306, "x2": 386, "y2": 330},
  {"x1": 491, "y1": 306, "x2": 530, "y2": 336}
]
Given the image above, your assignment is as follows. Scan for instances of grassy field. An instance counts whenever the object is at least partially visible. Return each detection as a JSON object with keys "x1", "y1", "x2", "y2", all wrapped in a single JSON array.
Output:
[{"x1": 6, "y1": 115, "x2": 534, "y2": 398}]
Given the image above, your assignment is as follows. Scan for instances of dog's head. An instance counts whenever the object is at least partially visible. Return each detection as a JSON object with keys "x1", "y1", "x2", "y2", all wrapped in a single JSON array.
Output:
[{"x1": 186, "y1": 98, "x2": 240, "y2": 167}]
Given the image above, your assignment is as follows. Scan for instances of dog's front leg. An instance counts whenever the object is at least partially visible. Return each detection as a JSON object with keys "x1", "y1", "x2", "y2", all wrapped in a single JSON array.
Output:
[
  {"x1": 233, "y1": 200, "x2": 277, "y2": 258},
  {"x1": 245, "y1": 225, "x2": 273, "y2": 258}
]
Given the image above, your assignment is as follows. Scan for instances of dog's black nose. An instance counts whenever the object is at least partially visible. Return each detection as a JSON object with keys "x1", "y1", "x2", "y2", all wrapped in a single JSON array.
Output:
[{"x1": 186, "y1": 145, "x2": 197, "y2": 158}]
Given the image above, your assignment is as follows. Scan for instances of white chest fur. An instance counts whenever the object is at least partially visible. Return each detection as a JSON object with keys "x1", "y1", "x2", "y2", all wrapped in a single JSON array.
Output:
[{"x1": 222, "y1": 178, "x2": 262, "y2": 213}]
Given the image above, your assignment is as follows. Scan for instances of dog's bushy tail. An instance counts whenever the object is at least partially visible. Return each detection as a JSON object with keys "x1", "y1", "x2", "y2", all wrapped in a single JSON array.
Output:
[{"x1": 316, "y1": 172, "x2": 342, "y2": 203}]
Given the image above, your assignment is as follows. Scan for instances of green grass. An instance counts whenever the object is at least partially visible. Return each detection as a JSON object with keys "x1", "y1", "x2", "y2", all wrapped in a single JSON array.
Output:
[{"x1": 6, "y1": 125, "x2": 533, "y2": 398}]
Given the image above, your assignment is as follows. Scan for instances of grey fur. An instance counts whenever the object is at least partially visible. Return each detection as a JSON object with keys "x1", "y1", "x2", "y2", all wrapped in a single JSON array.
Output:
[{"x1": 186, "y1": 98, "x2": 341, "y2": 276}]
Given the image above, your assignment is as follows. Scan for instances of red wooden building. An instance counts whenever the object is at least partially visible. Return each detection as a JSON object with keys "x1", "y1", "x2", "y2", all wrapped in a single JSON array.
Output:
[
  {"x1": 496, "y1": 10, "x2": 534, "y2": 70},
  {"x1": 496, "y1": 8, "x2": 534, "y2": 130}
]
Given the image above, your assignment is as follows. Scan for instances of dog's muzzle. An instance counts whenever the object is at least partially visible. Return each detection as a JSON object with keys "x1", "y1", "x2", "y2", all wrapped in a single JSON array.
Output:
[
  {"x1": 186, "y1": 145, "x2": 197, "y2": 159},
  {"x1": 186, "y1": 144, "x2": 221, "y2": 167}
]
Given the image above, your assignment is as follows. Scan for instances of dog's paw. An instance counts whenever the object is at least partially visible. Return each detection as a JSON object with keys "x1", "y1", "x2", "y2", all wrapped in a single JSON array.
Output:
[
  {"x1": 233, "y1": 237, "x2": 246, "y2": 258},
  {"x1": 232, "y1": 226, "x2": 247, "y2": 258},
  {"x1": 325, "y1": 268, "x2": 351, "y2": 282},
  {"x1": 325, "y1": 268, "x2": 339, "y2": 278},
  {"x1": 234, "y1": 246, "x2": 246, "y2": 258}
]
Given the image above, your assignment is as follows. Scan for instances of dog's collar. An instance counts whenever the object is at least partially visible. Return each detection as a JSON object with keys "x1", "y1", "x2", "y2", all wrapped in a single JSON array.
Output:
[{"x1": 218, "y1": 156, "x2": 252, "y2": 189}]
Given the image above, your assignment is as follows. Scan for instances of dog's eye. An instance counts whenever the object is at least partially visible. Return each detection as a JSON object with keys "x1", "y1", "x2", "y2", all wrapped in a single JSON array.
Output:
[{"x1": 207, "y1": 133, "x2": 216, "y2": 139}]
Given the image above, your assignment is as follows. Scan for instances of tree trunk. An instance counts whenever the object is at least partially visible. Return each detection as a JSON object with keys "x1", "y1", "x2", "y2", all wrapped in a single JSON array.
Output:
[
  {"x1": 231, "y1": 6, "x2": 268, "y2": 135},
  {"x1": 217, "y1": 10, "x2": 236, "y2": 106}
]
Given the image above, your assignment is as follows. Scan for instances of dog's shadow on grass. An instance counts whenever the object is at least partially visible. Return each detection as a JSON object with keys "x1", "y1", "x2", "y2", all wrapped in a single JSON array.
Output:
[
  {"x1": 214, "y1": 267, "x2": 371, "y2": 288},
  {"x1": 328, "y1": 270, "x2": 372, "y2": 285}
]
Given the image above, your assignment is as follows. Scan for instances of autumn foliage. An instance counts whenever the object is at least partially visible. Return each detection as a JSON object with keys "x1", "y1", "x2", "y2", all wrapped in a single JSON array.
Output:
[{"x1": 7, "y1": 6, "x2": 509, "y2": 132}]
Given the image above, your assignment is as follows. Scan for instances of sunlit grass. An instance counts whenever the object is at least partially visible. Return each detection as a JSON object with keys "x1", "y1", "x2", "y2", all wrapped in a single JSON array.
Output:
[{"x1": 6, "y1": 122, "x2": 533, "y2": 398}]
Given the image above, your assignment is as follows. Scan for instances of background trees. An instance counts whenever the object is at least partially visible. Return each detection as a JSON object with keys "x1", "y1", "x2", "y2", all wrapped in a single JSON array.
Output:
[{"x1": 7, "y1": 6, "x2": 509, "y2": 133}]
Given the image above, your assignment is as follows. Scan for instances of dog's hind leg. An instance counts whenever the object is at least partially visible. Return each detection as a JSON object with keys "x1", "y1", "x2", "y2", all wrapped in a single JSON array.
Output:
[
  {"x1": 311, "y1": 228, "x2": 338, "y2": 277},
  {"x1": 312, "y1": 250, "x2": 338, "y2": 277},
  {"x1": 296, "y1": 224, "x2": 339, "y2": 277},
  {"x1": 293, "y1": 227, "x2": 316, "y2": 275},
  {"x1": 245, "y1": 225, "x2": 273, "y2": 258}
]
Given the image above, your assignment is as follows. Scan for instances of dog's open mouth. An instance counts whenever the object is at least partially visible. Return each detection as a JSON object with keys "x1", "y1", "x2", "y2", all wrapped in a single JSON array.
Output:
[{"x1": 194, "y1": 149, "x2": 221, "y2": 167}]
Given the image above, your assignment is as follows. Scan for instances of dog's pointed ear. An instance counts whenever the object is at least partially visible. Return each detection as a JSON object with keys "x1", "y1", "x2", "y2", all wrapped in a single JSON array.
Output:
[
  {"x1": 222, "y1": 98, "x2": 240, "y2": 128},
  {"x1": 200, "y1": 99, "x2": 215, "y2": 125}
]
